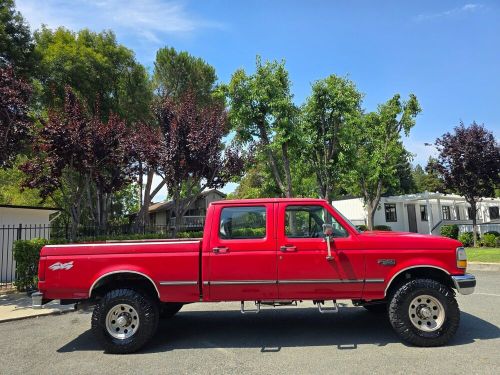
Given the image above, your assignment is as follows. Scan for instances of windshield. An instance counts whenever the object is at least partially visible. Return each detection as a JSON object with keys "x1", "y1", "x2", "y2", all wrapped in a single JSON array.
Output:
[{"x1": 328, "y1": 203, "x2": 361, "y2": 233}]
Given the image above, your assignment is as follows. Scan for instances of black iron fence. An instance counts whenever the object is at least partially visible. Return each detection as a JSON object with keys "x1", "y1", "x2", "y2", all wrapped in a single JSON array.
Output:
[{"x1": 0, "y1": 223, "x2": 203, "y2": 290}]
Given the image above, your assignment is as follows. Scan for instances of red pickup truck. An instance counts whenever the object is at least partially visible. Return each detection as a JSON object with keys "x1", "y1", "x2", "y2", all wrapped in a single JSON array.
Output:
[{"x1": 33, "y1": 198, "x2": 475, "y2": 353}]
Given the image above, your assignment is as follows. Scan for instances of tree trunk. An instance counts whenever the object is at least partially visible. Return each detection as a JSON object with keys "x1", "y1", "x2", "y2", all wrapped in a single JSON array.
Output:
[
  {"x1": 281, "y1": 142, "x2": 293, "y2": 198},
  {"x1": 366, "y1": 202, "x2": 375, "y2": 231},
  {"x1": 133, "y1": 169, "x2": 167, "y2": 231},
  {"x1": 469, "y1": 200, "x2": 478, "y2": 247}
]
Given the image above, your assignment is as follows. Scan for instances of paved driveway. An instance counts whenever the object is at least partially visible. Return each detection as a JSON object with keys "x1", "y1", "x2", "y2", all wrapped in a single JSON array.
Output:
[{"x1": 1, "y1": 270, "x2": 499, "y2": 375}]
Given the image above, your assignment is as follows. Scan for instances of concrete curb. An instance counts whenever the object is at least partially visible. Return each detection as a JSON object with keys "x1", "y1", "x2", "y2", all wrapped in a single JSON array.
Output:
[
  {"x1": 467, "y1": 262, "x2": 500, "y2": 272},
  {"x1": 0, "y1": 306, "x2": 75, "y2": 324}
]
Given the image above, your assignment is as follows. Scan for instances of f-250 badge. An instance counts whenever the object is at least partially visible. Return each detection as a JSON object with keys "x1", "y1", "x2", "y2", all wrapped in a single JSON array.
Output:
[{"x1": 49, "y1": 261, "x2": 74, "y2": 271}]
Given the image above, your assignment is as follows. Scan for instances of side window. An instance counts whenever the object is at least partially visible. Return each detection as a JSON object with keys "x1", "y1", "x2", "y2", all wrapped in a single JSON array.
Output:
[
  {"x1": 219, "y1": 206, "x2": 266, "y2": 239},
  {"x1": 285, "y1": 205, "x2": 348, "y2": 238}
]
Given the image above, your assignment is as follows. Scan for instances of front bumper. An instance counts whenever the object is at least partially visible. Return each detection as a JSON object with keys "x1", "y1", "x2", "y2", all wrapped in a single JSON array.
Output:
[{"x1": 451, "y1": 274, "x2": 476, "y2": 295}]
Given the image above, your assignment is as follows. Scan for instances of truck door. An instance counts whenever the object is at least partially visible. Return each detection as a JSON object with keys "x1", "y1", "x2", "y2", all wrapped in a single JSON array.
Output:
[
  {"x1": 276, "y1": 203, "x2": 365, "y2": 299},
  {"x1": 207, "y1": 203, "x2": 278, "y2": 301}
]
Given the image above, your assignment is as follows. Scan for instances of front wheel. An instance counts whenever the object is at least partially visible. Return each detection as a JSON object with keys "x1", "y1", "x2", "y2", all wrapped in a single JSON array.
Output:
[
  {"x1": 91, "y1": 288, "x2": 159, "y2": 354},
  {"x1": 388, "y1": 279, "x2": 460, "y2": 347}
]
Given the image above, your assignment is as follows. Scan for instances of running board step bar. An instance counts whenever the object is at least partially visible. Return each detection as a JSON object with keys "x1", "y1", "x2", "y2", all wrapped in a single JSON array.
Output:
[
  {"x1": 316, "y1": 300, "x2": 339, "y2": 313},
  {"x1": 240, "y1": 301, "x2": 261, "y2": 314}
]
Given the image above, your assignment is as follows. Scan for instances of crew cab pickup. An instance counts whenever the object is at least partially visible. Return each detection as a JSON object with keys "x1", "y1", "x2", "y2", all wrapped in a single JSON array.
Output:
[{"x1": 33, "y1": 198, "x2": 476, "y2": 353}]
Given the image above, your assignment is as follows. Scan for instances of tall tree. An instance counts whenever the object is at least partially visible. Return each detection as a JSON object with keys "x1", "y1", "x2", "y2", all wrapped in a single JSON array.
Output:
[
  {"x1": 132, "y1": 47, "x2": 220, "y2": 228},
  {"x1": 431, "y1": 122, "x2": 499, "y2": 246},
  {"x1": 153, "y1": 47, "x2": 217, "y2": 103},
  {"x1": 156, "y1": 91, "x2": 245, "y2": 235},
  {"x1": 21, "y1": 88, "x2": 133, "y2": 237},
  {"x1": 0, "y1": 0, "x2": 36, "y2": 76},
  {"x1": 0, "y1": 64, "x2": 32, "y2": 169},
  {"x1": 34, "y1": 27, "x2": 151, "y2": 124},
  {"x1": 345, "y1": 94, "x2": 421, "y2": 230},
  {"x1": 301, "y1": 75, "x2": 362, "y2": 202},
  {"x1": 226, "y1": 57, "x2": 298, "y2": 197}
]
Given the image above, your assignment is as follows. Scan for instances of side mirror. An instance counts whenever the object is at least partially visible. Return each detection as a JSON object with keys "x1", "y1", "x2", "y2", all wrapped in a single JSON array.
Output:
[
  {"x1": 322, "y1": 223, "x2": 334, "y2": 237},
  {"x1": 322, "y1": 224, "x2": 334, "y2": 261}
]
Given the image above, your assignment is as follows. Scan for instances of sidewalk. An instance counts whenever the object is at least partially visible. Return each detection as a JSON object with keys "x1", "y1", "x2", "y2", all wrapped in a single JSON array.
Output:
[{"x1": 0, "y1": 292, "x2": 75, "y2": 323}]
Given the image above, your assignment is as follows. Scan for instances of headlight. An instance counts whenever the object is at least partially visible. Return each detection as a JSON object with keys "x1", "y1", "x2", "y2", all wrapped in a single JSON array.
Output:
[{"x1": 456, "y1": 247, "x2": 467, "y2": 269}]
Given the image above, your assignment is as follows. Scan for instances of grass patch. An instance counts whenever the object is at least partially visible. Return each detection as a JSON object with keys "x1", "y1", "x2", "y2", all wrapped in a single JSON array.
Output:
[{"x1": 466, "y1": 247, "x2": 500, "y2": 263}]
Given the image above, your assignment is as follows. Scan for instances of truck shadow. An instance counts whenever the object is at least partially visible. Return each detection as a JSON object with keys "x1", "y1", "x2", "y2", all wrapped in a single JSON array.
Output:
[{"x1": 57, "y1": 307, "x2": 500, "y2": 354}]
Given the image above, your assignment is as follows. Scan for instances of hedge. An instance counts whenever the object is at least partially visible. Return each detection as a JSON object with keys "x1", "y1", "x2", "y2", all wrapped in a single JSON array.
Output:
[
  {"x1": 440, "y1": 224, "x2": 459, "y2": 239},
  {"x1": 12, "y1": 231, "x2": 204, "y2": 292},
  {"x1": 13, "y1": 238, "x2": 50, "y2": 292},
  {"x1": 481, "y1": 233, "x2": 499, "y2": 247},
  {"x1": 458, "y1": 232, "x2": 474, "y2": 247},
  {"x1": 373, "y1": 225, "x2": 392, "y2": 231}
]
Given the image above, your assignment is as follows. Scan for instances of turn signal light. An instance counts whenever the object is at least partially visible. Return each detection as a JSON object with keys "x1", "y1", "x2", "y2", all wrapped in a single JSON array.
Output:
[{"x1": 456, "y1": 247, "x2": 467, "y2": 270}]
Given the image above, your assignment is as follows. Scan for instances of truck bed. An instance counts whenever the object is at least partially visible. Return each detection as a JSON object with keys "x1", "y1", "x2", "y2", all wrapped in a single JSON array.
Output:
[{"x1": 39, "y1": 239, "x2": 203, "y2": 302}]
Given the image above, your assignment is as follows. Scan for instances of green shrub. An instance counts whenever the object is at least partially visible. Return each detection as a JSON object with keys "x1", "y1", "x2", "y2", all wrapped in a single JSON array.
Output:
[
  {"x1": 373, "y1": 225, "x2": 392, "y2": 231},
  {"x1": 440, "y1": 224, "x2": 459, "y2": 239},
  {"x1": 484, "y1": 231, "x2": 500, "y2": 237},
  {"x1": 458, "y1": 232, "x2": 474, "y2": 247},
  {"x1": 481, "y1": 233, "x2": 499, "y2": 247},
  {"x1": 13, "y1": 238, "x2": 50, "y2": 292},
  {"x1": 176, "y1": 231, "x2": 203, "y2": 238}
]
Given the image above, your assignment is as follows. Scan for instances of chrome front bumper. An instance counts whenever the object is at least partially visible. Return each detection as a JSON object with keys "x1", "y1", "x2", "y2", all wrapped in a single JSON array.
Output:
[{"x1": 451, "y1": 274, "x2": 476, "y2": 295}]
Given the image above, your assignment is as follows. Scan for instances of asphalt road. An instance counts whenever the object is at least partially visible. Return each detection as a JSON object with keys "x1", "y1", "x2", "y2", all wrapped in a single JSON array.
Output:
[{"x1": 1, "y1": 270, "x2": 499, "y2": 375}]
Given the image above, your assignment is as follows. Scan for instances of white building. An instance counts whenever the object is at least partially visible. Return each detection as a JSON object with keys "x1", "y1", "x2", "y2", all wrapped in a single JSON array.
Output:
[
  {"x1": 332, "y1": 192, "x2": 500, "y2": 235},
  {"x1": 0, "y1": 205, "x2": 60, "y2": 284}
]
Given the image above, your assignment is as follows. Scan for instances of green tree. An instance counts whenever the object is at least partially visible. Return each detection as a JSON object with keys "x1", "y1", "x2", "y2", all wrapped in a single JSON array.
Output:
[
  {"x1": 301, "y1": 75, "x2": 362, "y2": 202},
  {"x1": 226, "y1": 57, "x2": 298, "y2": 197},
  {"x1": 0, "y1": 0, "x2": 36, "y2": 76},
  {"x1": 153, "y1": 46, "x2": 217, "y2": 104},
  {"x1": 411, "y1": 158, "x2": 446, "y2": 193},
  {"x1": 345, "y1": 94, "x2": 421, "y2": 230},
  {"x1": 34, "y1": 27, "x2": 151, "y2": 124}
]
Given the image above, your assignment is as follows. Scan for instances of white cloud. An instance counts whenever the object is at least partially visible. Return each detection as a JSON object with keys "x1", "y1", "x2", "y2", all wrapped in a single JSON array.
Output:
[
  {"x1": 16, "y1": 0, "x2": 222, "y2": 42},
  {"x1": 415, "y1": 3, "x2": 484, "y2": 22}
]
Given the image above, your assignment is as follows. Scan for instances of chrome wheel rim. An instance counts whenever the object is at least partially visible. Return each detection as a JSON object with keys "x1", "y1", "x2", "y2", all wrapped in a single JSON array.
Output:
[
  {"x1": 408, "y1": 294, "x2": 445, "y2": 332},
  {"x1": 105, "y1": 304, "x2": 140, "y2": 340}
]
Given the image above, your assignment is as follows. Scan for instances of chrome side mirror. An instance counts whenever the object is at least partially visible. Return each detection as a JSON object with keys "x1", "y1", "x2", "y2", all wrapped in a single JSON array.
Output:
[
  {"x1": 322, "y1": 224, "x2": 334, "y2": 261},
  {"x1": 323, "y1": 223, "x2": 334, "y2": 236}
]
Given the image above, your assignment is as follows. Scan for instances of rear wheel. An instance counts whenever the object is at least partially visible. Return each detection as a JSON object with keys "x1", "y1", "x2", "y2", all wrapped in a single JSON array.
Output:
[
  {"x1": 388, "y1": 279, "x2": 460, "y2": 347},
  {"x1": 91, "y1": 288, "x2": 159, "y2": 354}
]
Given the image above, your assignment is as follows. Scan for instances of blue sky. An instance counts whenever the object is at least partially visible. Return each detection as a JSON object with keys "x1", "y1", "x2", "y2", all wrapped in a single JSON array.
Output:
[{"x1": 17, "y1": 0, "x2": 500, "y2": 198}]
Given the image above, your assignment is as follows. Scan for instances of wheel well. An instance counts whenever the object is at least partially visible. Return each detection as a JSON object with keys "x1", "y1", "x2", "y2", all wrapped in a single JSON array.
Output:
[
  {"x1": 90, "y1": 272, "x2": 159, "y2": 300},
  {"x1": 385, "y1": 267, "x2": 454, "y2": 299}
]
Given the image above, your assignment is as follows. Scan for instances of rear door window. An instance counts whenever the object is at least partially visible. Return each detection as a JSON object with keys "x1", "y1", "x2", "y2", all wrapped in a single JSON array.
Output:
[{"x1": 219, "y1": 206, "x2": 266, "y2": 239}]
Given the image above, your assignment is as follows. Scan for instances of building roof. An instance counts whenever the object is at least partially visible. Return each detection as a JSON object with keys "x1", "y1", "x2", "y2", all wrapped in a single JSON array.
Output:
[
  {"x1": 332, "y1": 192, "x2": 500, "y2": 204},
  {"x1": 0, "y1": 204, "x2": 61, "y2": 212},
  {"x1": 148, "y1": 189, "x2": 226, "y2": 213}
]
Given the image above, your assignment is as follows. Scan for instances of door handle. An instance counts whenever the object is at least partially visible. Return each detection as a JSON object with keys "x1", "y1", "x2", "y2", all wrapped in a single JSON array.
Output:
[
  {"x1": 213, "y1": 247, "x2": 229, "y2": 254},
  {"x1": 280, "y1": 245, "x2": 297, "y2": 252}
]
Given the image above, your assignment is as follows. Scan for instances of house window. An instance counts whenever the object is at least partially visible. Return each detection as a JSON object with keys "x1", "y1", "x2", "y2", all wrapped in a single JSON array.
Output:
[
  {"x1": 150, "y1": 212, "x2": 156, "y2": 226},
  {"x1": 455, "y1": 206, "x2": 460, "y2": 220},
  {"x1": 442, "y1": 206, "x2": 451, "y2": 220},
  {"x1": 489, "y1": 207, "x2": 500, "y2": 220},
  {"x1": 467, "y1": 207, "x2": 473, "y2": 220},
  {"x1": 384, "y1": 204, "x2": 397, "y2": 222},
  {"x1": 219, "y1": 206, "x2": 266, "y2": 239},
  {"x1": 420, "y1": 205, "x2": 428, "y2": 221}
]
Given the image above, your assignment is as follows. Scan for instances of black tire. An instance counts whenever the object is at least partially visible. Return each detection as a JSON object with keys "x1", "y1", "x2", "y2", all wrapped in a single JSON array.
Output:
[
  {"x1": 363, "y1": 303, "x2": 387, "y2": 314},
  {"x1": 91, "y1": 288, "x2": 159, "y2": 354},
  {"x1": 159, "y1": 302, "x2": 183, "y2": 319},
  {"x1": 388, "y1": 279, "x2": 460, "y2": 347}
]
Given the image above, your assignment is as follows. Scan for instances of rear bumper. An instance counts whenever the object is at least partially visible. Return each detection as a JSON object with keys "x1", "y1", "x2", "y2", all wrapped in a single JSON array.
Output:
[{"x1": 451, "y1": 274, "x2": 476, "y2": 295}]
